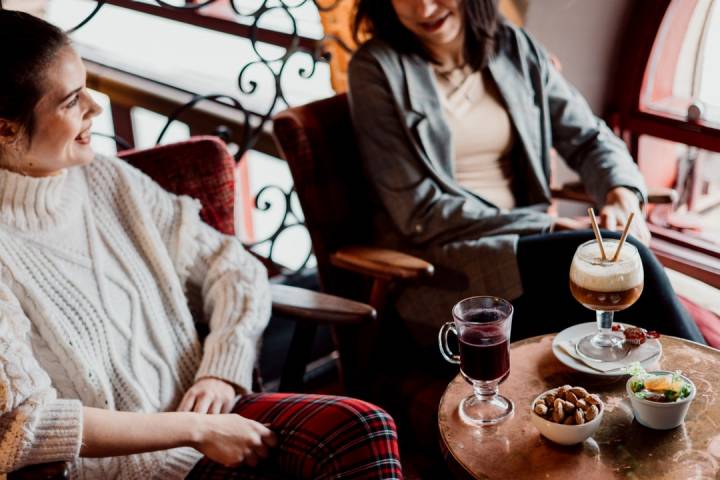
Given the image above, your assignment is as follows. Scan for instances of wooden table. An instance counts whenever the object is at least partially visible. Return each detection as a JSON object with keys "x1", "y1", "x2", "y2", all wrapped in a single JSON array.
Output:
[{"x1": 438, "y1": 335, "x2": 720, "y2": 479}]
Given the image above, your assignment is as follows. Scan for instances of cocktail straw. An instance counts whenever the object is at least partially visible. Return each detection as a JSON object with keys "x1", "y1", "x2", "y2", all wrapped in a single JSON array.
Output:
[
  {"x1": 587, "y1": 207, "x2": 607, "y2": 261},
  {"x1": 611, "y1": 212, "x2": 635, "y2": 262}
]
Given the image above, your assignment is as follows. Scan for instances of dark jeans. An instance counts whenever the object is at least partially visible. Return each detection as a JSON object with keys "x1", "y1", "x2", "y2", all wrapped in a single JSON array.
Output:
[{"x1": 513, "y1": 230, "x2": 705, "y2": 344}]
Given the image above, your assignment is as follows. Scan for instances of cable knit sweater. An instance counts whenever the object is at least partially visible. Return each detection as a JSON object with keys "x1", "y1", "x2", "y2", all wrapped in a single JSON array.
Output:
[{"x1": 0, "y1": 155, "x2": 271, "y2": 479}]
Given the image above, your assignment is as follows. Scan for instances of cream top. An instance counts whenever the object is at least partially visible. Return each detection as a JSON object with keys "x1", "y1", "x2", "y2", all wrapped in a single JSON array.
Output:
[{"x1": 434, "y1": 66, "x2": 516, "y2": 209}]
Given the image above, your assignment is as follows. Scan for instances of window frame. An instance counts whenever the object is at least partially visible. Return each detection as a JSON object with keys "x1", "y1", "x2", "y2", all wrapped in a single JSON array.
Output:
[{"x1": 606, "y1": 0, "x2": 720, "y2": 286}]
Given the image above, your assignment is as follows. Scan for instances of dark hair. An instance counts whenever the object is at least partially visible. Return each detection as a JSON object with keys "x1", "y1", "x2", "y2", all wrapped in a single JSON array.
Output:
[
  {"x1": 353, "y1": 0, "x2": 499, "y2": 71},
  {"x1": 0, "y1": 10, "x2": 70, "y2": 141}
]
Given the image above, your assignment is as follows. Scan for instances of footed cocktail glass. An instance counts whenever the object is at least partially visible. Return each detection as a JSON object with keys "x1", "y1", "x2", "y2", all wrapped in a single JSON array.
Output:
[{"x1": 570, "y1": 239, "x2": 644, "y2": 362}]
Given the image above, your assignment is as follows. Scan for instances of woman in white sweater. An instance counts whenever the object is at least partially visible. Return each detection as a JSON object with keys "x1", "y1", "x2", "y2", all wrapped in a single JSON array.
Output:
[{"x1": 0, "y1": 10, "x2": 403, "y2": 480}]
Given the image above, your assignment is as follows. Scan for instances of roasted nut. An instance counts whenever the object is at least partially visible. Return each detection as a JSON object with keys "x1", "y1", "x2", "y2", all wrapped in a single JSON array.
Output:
[
  {"x1": 534, "y1": 386, "x2": 601, "y2": 424},
  {"x1": 556, "y1": 386, "x2": 571, "y2": 399},
  {"x1": 574, "y1": 409, "x2": 586, "y2": 425},
  {"x1": 562, "y1": 400, "x2": 576, "y2": 414},
  {"x1": 552, "y1": 399, "x2": 565, "y2": 422},
  {"x1": 569, "y1": 387, "x2": 588, "y2": 399},
  {"x1": 534, "y1": 402, "x2": 548, "y2": 416},
  {"x1": 585, "y1": 404, "x2": 599, "y2": 421}
]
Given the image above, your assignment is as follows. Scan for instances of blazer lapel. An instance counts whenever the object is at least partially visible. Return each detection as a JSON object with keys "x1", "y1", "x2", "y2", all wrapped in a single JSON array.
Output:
[
  {"x1": 488, "y1": 55, "x2": 551, "y2": 201},
  {"x1": 400, "y1": 55, "x2": 454, "y2": 179}
]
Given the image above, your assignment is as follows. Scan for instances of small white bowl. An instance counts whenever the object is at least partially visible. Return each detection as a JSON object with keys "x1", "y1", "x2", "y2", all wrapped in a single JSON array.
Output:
[
  {"x1": 626, "y1": 371, "x2": 695, "y2": 430},
  {"x1": 530, "y1": 390, "x2": 604, "y2": 445}
]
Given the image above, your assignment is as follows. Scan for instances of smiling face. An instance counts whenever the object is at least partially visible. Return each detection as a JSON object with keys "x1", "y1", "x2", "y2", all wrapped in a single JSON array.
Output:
[
  {"x1": 1, "y1": 46, "x2": 102, "y2": 177},
  {"x1": 391, "y1": 0, "x2": 464, "y2": 58}
]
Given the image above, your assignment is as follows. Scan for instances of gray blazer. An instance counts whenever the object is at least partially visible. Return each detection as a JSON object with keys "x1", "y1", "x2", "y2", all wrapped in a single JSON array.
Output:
[{"x1": 347, "y1": 22, "x2": 646, "y2": 336}]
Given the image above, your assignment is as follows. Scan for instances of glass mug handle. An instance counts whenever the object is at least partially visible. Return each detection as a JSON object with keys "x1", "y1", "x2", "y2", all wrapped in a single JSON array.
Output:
[{"x1": 438, "y1": 322, "x2": 460, "y2": 364}]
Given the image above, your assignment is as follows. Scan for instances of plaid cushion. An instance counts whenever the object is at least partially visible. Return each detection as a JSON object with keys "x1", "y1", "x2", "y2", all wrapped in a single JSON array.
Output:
[
  {"x1": 187, "y1": 393, "x2": 403, "y2": 480},
  {"x1": 118, "y1": 136, "x2": 236, "y2": 235}
]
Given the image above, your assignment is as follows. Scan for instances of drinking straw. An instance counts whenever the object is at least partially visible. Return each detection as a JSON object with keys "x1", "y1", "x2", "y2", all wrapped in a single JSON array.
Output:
[
  {"x1": 587, "y1": 207, "x2": 607, "y2": 261},
  {"x1": 611, "y1": 212, "x2": 635, "y2": 262}
]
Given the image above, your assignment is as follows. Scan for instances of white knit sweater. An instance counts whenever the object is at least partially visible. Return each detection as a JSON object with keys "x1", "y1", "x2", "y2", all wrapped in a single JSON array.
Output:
[{"x1": 0, "y1": 155, "x2": 271, "y2": 479}]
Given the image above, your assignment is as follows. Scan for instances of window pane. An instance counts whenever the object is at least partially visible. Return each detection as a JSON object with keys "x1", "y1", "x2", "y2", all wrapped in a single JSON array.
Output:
[
  {"x1": 699, "y1": 0, "x2": 720, "y2": 121},
  {"x1": 638, "y1": 135, "x2": 720, "y2": 244},
  {"x1": 641, "y1": 0, "x2": 720, "y2": 124},
  {"x1": 43, "y1": 0, "x2": 333, "y2": 116}
]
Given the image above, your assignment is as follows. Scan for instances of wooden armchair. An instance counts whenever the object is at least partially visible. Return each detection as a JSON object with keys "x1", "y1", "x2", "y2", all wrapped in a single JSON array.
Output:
[
  {"x1": 273, "y1": 95, "x2": 454, "y2": 477},
  {"x1": 8, "y1": 136, "x2": 375, "y2": 480}
]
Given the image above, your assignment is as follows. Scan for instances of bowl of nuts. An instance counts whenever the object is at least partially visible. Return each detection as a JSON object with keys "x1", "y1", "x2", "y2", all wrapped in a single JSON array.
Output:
[{"x1": 530, "y1": 385, "x2": 604, "y2": 445}]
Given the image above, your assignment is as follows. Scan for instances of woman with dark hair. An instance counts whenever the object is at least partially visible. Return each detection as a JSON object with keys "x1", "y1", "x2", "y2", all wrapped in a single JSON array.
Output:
[
  {"x1": 348, "y1": 0, "x2": 704, "y2": 344},
  {"x1": 0, "y1": 10, "x2": 402, "y2": 480}
]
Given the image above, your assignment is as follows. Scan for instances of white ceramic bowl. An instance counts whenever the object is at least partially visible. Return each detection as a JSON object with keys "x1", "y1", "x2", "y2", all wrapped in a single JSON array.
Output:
[
  {"x1": 530, "y1": 390, "x2": 604, "y2": 445},
  {"x1": 626, "y1": 371, "x2": 695, "y2": 430}
]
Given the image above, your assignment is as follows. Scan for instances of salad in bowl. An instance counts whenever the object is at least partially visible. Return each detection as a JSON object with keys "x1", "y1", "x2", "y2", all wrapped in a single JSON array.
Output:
[{"x1": 625, "y1": 364, "x2": 695, "y2": 429}]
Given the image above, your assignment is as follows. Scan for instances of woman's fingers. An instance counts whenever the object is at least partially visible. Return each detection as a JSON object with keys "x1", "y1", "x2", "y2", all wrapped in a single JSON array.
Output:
[
  {"x1": 243, "y1": 449, "x2": 259, "y2": 468},
  {"x1": 600, "y1": 208, "x2": 618, "y2": 232},
  {"x1": 209, "y1": 399, "x2": 223, "y2": 415},
  {"x1": 193, "y1": 394, "x2": 213, "y2": 414},
  {"x1": 221, "y1": 398, "x2": 235, "y2": 414},
  {"x1": 177, "y1": 392, "x2": 196, "y2": 412},
  {"x1": 257, "y1": 425, "x2": 278, "y2": 447},
  {"x1": 253, "y1": 442, "x2": 270, "y2": 460}
]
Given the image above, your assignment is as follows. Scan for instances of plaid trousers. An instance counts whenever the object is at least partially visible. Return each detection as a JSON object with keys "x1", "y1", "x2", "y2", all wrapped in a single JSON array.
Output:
[{"x1": 185, "y1": 393, "x2": 403, "y2": 480}]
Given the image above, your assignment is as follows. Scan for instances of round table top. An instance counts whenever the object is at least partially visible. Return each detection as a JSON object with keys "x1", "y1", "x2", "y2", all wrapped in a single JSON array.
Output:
[{"x1": 438, "y1": 335, "x2": 720, "y2": 480}]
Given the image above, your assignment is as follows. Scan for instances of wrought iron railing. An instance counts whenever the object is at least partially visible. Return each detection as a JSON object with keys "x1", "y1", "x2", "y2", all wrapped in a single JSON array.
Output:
[{"x1": 43, "y1": 0, "x2": 353, "y2": 274}]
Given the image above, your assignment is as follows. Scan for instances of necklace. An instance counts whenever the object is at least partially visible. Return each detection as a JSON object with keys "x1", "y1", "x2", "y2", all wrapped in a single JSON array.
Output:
[{"x1": 433, "y1": 65, "x2": 479, "y2": 103}]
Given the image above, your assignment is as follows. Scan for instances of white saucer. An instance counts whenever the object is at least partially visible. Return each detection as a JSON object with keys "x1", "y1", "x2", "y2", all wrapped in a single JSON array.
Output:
[{"x1": 552, "y1": 322, "x2": 662, "y2": 376}]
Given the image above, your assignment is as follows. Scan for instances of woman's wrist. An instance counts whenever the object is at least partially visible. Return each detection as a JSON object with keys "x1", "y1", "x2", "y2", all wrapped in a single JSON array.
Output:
[
  {"x1": 605, "y1": 186, "x2": 642, "y2": 210},
  {"x1": 184, "y1": 412, "x2": 207, "y2": 449}
]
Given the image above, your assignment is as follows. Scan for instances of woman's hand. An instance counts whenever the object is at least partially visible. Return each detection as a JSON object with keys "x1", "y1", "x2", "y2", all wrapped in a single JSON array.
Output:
[
  {"x1": 178, "y1": 377, "x2": 237, "y2": 414},
  {"x1": 599, "y1": 187, "x2": 651, "y2": 245},
  {"x1": 193, "y1": 413, "x2": 278, "y2": 468}
]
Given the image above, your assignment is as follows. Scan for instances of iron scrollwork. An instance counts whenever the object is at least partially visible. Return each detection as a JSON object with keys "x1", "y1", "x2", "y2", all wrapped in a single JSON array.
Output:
[{"x1": 63, "y1": 0, "x2": 351, "y2": 273}]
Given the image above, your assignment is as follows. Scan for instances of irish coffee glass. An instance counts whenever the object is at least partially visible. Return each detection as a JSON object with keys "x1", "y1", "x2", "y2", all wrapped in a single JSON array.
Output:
[
  {"x1": 439, "y1": 296, "x2": 514, "y2": 425},
  {"x1": 569, "y1": 239, "x2": 644, "y2": 362}
]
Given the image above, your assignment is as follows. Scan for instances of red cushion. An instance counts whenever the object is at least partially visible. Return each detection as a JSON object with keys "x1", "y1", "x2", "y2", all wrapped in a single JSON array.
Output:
[
  {"x1": 118, "y1": 136, "x2": 236, "y2": 235},
  {"x1": 679, "y1": 295, "x2": 720, "y2": 348}
]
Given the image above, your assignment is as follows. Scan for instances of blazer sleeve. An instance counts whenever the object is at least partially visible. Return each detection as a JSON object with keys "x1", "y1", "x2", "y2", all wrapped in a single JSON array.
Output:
[
  {"x1": 0, "y1": 282, "x2": 83, "y2": 473},
  {"x1": 526, "y1": 32, "x2": 648, "y2": 206},
  {"x1": 348, "y1": 46, "x2": 554, "y2": 246}
]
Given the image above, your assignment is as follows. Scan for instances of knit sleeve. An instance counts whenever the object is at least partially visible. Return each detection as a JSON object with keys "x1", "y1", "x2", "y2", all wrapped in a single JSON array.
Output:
[
  {"x1": 0, "y1": 282, "x2": 83, "y2": 473},
  {"x1": 185, "y1": 223, "x2": 271, "y2": 393}
]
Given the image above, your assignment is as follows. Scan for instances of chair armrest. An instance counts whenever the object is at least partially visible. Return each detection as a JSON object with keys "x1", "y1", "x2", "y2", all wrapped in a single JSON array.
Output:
[
  {"x1": 647, "y1": 187, "x2": 677, "y2": 205},
  {"x1": 551, "y1": 182, "x2": 677, "y2": 205},
  {"x1": 8, "y1": 461, "x2": 70, "y2": 480},
  {"x1": 270, "y1": 284, "x2": 376, "y2": 325},
  {"x1": 330, "y1": 246, "x2": 434, "y2": 281}
]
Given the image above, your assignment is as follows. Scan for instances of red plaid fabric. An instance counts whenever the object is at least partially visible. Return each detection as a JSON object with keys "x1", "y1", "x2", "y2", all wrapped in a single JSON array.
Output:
[
  {"x1": 119, "y1": 136, "x2": 237, "y2": 235},
  {"x1": 186, "y1": 393, "x2": 403, "y2": 480}
]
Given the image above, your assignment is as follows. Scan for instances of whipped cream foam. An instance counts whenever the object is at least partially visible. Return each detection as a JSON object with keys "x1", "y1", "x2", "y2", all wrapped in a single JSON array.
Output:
[{"x1": 570, "y1": 241, "x2": 644, "y2": 292}]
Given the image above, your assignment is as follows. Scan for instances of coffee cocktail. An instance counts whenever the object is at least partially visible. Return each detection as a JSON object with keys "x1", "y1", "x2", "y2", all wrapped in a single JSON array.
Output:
[{"x1": 570, "y1": 239, "x2": 644, "y2": 362}]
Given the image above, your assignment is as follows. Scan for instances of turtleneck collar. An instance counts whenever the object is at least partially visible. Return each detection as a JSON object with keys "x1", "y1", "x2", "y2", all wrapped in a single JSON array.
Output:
[{"x1": 0, "y1": 167, "x2": 84, "y2": 232}]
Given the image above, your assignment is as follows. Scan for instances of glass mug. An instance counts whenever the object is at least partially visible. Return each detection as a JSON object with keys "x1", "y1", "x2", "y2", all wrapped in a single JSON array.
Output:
[{"x1": 439, "y1": 296, "x2": 514, "y2": 426}]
